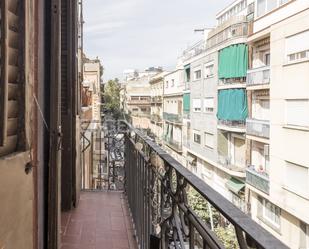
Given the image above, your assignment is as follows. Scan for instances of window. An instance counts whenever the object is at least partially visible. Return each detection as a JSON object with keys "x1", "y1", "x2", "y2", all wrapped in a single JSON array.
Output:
[
  {"x1": 171, "y1": 79, "x2": 175, "y2": 87},
  {"x1": 0, "y1": 0, "x2": 24, "y2": 157},
  {"x1": 204, "y1": 132, "x2": 214, "y2": 148},
  {"x1": 258, "y1": 197, "x2": 281, "y2": 230},
  {"x1": 286, "y1": 31, "x2": 309, "y2": 62},
  {"x1": 166, "y1": 81, "x2": 169, "y2": 88},
  {"x1": 284, "y1": 161, "x2": 309, "y2": 198},
  {"x1": 193, "y1": 132, "x2": 201, "y2": 144},
  {"x1": 194, "y1": 69, "x2": 202, "y2": 80},
  {"x1": 192, "y1": 99, "x2": 201, "y2": 112},
  {"x1": 204, "y1": 98, "x2": 214, "y2": 112},
  {"x1": 285, "y1": 99, "x2": 309, "y2": 127},
  {"x1": 205, "y1": 64, "x2": 214, "y2": 78},
  {"x1": 267, "y1": 0, "x2": 277, "y2": 12},
  {"x1": 257, "y1": 0, "x2": 266, "y2": 17}
]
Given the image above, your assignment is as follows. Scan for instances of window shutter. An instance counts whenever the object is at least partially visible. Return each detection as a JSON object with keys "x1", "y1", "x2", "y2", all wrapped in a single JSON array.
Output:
[{"x1": 0, "y1": 0, "x2": 23, "y2": 156}]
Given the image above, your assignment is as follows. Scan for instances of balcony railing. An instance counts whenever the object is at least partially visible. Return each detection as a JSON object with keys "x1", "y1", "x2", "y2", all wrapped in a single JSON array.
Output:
[
  {"x1": 163, "y1": 112, "x2": 182, "y2": 124},
  {"x1": 206, "y1": 16, "x2": 248, "y2": 50},
  {"x1": 247, "y1": 66, "x2": 270, "y2": 86},
  {"x1": 246, "y1": 166, "x2": 270, "y2": 194},
  {"x1": 127, "y1": 98, "x2": 151, "y2": 105},
  {"x1": 217, "y1": 154, "x2": 246, "y2": 173},
  {"x1": 183, "y1": 111, "x2": 190, "y2": 119},
  {"x1": 218, "y1": 78, "x2": 246, "y2": 87},
  {"x1": 246, "y1": 118, "x2": 270, "y2": 139},
  {"x1": 131, "y1": 112, "x2": 150, "y2": 118},
  {"x1": 180, "y1": 39, "x2": 206, "y2": 61},
  {"x1": 124, "y1": 122, "x2": 287, "y2": 249},
  {"x1": 151, "y1": 96, "x2": 163, "y2": 104},
  {"x1": 218, "y1": 120, "x2": 246, "y2": 130},
  {"x1": 164, "y1": 137, "x2": 182, "y2": 152},
  {"x1": 150, "y1": 114, "x2": 162, "y2": 123}
]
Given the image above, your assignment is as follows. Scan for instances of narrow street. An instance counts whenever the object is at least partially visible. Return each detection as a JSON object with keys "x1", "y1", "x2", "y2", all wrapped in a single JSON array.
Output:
[{"x1": 61, "y1": 192, "x2": 137, "y2": 249}]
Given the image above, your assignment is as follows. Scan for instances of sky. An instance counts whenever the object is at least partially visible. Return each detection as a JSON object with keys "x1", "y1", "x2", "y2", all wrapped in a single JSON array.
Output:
[{"x1": 84, "y1": 0, "x2": 232, "y2": 81}]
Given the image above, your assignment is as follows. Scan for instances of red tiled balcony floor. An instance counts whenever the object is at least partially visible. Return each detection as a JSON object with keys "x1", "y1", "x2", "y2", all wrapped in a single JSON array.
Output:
[{"x1": 61, "y1": 191, "x2": 138, "y2": 249}]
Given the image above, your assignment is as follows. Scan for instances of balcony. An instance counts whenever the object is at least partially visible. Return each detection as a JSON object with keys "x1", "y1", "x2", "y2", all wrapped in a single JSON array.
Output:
[
  {"x1": 246, "y1": 166, "x2": 270, "y2": 194},
  {"x1": 76, "y1": 120, "x2": 287, "y2": 249},
  {"x1": 164, "y1": 137, "x2": 182, "y2": 152},
  {"x1": 183, "y1": 110, "x2": 190, "y2": 119},
  {"x1": 246, "y1": 118, "x2": 270, "y2": 139},
  {"x1": 163, "y1": 112, "x2": 182, "y2": 124},
  {"x1": 247, "y1": 66, "x2": 270, "y2": 88},
  {"x1": 206, "y1": 15, "x2": 248, "y2": 50},
  {"x1": 61, "y1": 191, "x2": 137, "y2": 249},
  {"x1": 217, "y1": 154, "x2": 246, "y2": 178},
  {"x1": 127, "y1": 98, "x2": 150, "y2": 105},
  {"x1": 131, "y1": 112, "x2": 150, "y2": 118},
  {"x1": 217, "y1": 120, "x2": 246, "y2": 132},
  {"x1": 150, "y1": 114, "x2": 162, "y2": 123},
  {"x1": 218, "y1": 78, "x2": 246, "y2": 90},
  {"x1": 151, "y1": 96, "x2": 163, "y2": 104}
]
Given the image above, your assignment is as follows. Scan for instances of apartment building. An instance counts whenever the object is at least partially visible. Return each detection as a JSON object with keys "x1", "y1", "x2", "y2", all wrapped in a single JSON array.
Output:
[
  {"x1": 245, "y1": 1, "x2": 309, "y2": 248},
  {"x1": 163, "y1": 70, "x2": 185, "y2": 164},
  {"x1": 149, "y1": 72, "x2": 168, "y2": 143},
  {"x1": 179, "y1": 0, "x2": 249, "y2": 211},
  {"x1": 124, "y1": 68, "x2": 162, "y2": 130}
]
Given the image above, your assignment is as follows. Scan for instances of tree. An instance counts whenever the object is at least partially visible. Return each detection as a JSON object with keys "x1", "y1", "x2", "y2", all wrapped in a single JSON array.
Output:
[
  {"x1": 187, "y1": 187, "x2": 239, "y2": 249},
  {"x1": 103, "y1": 78, "x2": 121, "y2": 118}
]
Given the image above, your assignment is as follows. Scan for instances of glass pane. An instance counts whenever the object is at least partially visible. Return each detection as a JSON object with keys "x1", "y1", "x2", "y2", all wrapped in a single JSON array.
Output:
[{"x1": 257, "y1": 0, "x2": 266, "y2": 17}]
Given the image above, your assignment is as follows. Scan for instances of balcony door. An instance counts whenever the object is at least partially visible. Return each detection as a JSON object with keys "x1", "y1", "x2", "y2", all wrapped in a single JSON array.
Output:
[{"x1": 230, "y1": 134, "x2": 246, "y2": 168}]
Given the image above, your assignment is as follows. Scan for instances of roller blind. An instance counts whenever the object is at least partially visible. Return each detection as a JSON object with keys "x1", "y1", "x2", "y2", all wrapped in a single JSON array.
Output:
[
  {"x1": 285, "y1": 99, "x2": 309, "y2": 127},
  {"x1": 285, "y1": 162, "x2": 309, "y2": 198},
  {"x1": 192, "y1": 99, "x2": 201, "y2": 109},
  {"x1": 204, "y1": 98, "x2": 214, "y2": 108},
  {"x1": 0, "y1": 0, "x2": 23, "y2": 157},
  {"x1": 286, "y1": 31, "x2": 309, "y2": 55}
]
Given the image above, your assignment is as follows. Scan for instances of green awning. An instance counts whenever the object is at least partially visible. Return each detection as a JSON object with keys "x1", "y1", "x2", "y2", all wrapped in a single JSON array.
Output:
[
  {"x1": 183, "y1": 93, "x2": 190, "y2": 112},
  {"x1": 218, "y1": 44, "x2": 248, "y2": 79},
  {"x1": 217, "y1": 89, "x2": 248, "y2": 121},
  {"x1": 226, "y1": 178, "x2": 245, "y2": 194}
]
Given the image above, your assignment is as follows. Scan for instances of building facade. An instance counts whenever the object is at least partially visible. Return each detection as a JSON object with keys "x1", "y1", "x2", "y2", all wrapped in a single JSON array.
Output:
[
  {"x1": 245, "y1": 1, "x2": 309, "y2": 248},
  {"x1": 162, "y1": 69, "x2": 185, "y2": 164},
  {"x1": 179, "y1": 0, "x2": 249, "y2": 212},
  {"x1": 149, "y1": 72, "x2": 168, "y2": 143}
]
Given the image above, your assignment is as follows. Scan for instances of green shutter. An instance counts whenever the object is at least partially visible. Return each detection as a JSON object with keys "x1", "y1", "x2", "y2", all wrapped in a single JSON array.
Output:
[
  {"x1": 217, "y1": 89, "x2": 248, "y2": 121},
  {"x1": 183, "y1": 93, "x2": 190, "y2": 112},
  {"x1": 218, "y1": 44, "x2": 248, "y2": 79}
]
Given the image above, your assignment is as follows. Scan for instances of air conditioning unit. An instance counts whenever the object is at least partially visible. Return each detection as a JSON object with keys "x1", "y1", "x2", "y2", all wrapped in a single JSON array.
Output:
[{"x1": 264, "y1": 144, "x2": 270, "y2": 156}]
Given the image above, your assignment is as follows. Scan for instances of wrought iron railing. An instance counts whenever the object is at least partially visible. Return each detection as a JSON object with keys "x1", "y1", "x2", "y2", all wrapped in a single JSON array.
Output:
[
  {"x1": 124, "y1": 122, "x2": 287, "y2": 249},
  {"x1": 246, "y1": 118, "x2": 270, "y2": 139},
  {"x1": 247, "y1": 66, "x2": 270, "y2": 86}
]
